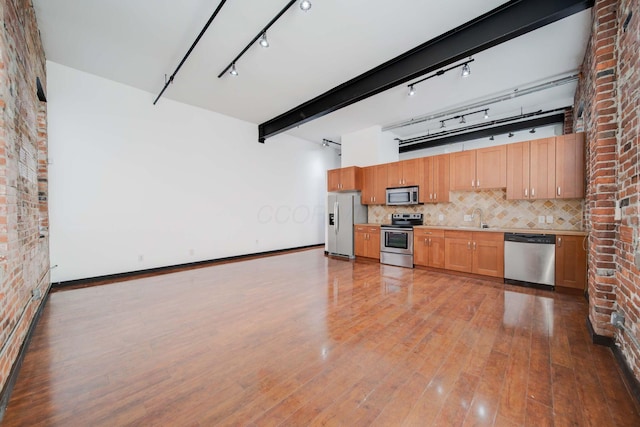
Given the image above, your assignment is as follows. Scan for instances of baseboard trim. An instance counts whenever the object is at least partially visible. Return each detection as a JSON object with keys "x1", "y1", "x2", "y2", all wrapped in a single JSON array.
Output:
[
  {"x1": 586, "y1": 316, "x2": 615, "y2": 347},
  {"x1": 52, "y1": 244, "x2": 324, "y2": 290},
  {"x1": 0, "y1": 290, "x2": 50, "y2": 422},
  {"x1": 612, "y1": 345, "x2": 640, "y2": 407},
  {"x1": 586, "y1": 316, "x2": 640, "y2": 406}
]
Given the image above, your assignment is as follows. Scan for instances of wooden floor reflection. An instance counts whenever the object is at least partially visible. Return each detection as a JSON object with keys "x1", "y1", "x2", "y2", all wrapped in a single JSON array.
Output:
[{"x1": 3, "y1": 248, "x2": 639, "y2": 426}]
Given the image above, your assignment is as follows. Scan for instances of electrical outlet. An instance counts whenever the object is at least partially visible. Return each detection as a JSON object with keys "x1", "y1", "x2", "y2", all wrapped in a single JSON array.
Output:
[
  {"x1": 546, "y1": 215, "x2": 553, "y2": 224},
  {"x1": 464, "y1": 215, "x2": 472, "y2": 222},
  {"x1": 538, "y1": 216, "x2": 546, "y2": 224},
  {"x1": 438, "y1": 214, "x2": 444, "y2": 222},
  {"x1": 31, "y1": 288, "x2": 42, "y2": 300}
]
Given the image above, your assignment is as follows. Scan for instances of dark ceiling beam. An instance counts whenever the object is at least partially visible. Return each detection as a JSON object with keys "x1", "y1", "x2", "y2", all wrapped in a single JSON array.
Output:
[
  {"x1": 258, "y1": 0, "x2": 594, "y2": 143},
  {"x1": 399, "y1": 114, "x2": 565, "y2": 153}
]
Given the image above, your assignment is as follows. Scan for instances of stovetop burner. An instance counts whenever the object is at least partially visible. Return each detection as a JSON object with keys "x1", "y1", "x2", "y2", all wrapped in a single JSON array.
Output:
[{"x1": 381, "y1": 213, "x2": 423, "y2": 228}]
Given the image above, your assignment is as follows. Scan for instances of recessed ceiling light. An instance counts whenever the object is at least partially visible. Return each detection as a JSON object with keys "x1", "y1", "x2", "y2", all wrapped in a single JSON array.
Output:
[
  {"x1": 408, "y1": 85, "x2": 415, "y2": 97},
  {"x1": 230, "y1": 63, "x2": 238, "y2": 76},
  {"x1": 300, "y1": 0, "x2": 312, "y2": 11},
  {"x1": 484, "y1": 110, "x2": 489, "y2": 120}
]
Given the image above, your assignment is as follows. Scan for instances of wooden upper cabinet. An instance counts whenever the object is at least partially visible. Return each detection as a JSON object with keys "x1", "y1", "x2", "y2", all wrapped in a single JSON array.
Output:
[
  {"x1": 449, "y1": 151, "x2": 476, "y2": 191},
  {"x1": 476, "y1": 145, "x2": 507, "y2": 189},
  {"x1": 450, "y1": 146, "x2": 506, "y2": 191},
  {"x1": 362, "y1": 165, "x2": 387, "y2": 205},
  {"x1": 556, "y1": 234, "x2": 587, "y2": 289},
  {"x1": 387, "y1": 158, "x2": 423, "y2": 188},
  {"x1": 423, "y1": 154, "x2": 450, "y2": 203},
  {"x1": 506, "y1": 142, "x2": 531, "y2": 200},
  {"x1": 529, "y1": 137, "x2": 556, "y2": 200},
  {"x1": 555, "y1": 132, "x2": 585, "y2": 199},
  {"x1": 327, "y1": 166, "x2": 362, "y2": 192}
]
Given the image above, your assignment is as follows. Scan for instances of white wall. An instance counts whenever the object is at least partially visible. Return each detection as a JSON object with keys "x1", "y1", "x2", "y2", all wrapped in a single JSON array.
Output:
[
  {"x1": 398, "y1": 123, "x2": 562, "y2": 159},
  {"x1": 341, "y1": 125, "x2": 399, "y2": 167},
  {"x1": 47, "y1": 62, "x2": 339, "y2": 282}
]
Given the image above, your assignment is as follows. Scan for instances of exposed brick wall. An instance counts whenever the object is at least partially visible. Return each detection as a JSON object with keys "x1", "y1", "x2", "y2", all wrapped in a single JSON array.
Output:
[
  {"x1": 575, "y1": 0, "x2": 640, "y2": 382},
  {"x1": 575, "y1": 0, "x2": 619, "y2": 338},
  {"x1": 0, "y1": 0, "x2": 49, "y2": 395},
  {"x1": 563, "y1": 107, "x2": 575, "y2": 134},
  {"x1": 614, "y1": 0, "x2": 640, "y2": 379}
]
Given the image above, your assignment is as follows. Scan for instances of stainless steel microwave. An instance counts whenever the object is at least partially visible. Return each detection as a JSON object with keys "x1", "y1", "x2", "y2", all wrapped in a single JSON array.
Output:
[{"x1": 386, "y1": 186, "x2": 419, "y2": 205}]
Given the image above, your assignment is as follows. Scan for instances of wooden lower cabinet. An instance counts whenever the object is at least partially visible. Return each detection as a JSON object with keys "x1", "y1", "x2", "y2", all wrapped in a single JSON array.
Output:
[
  {"x1": 413, "y1": 228, "x2": 445, "y2": 268},
  {"x1": 354, "y1": 225, "x2": 380, "y2": 259},
  {"x1": 444, "y1": 230, "x2": 504, "y2": 278},
  {"x1": 555, "y1": 234, "x2": 587, "y2": 289},
  {"x1": 473, "y1": 233, "x2": 504, "y2": 278}
]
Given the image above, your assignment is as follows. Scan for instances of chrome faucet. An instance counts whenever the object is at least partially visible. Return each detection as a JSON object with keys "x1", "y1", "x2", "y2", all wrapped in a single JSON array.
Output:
[{"x1": 472, "y1": 208, "x2": 486, "y2": 228}]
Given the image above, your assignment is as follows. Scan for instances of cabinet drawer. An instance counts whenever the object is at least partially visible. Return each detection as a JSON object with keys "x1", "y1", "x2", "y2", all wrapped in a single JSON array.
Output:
[
  {"x1": 367, "y1": 226, "x2": 380, "y2": 234},
  {"x1": 445, "y1": 230, "x2": 473, "y2": 240},
  {"x1": 354, "y1": 226, "x2": 367, "y2": 233},
  {"x1": 415, "y1": 228, "x2": 444, "y2": 238},
  {"x1": 472, "y1": 231, "x2": 503, "y2": 242}
]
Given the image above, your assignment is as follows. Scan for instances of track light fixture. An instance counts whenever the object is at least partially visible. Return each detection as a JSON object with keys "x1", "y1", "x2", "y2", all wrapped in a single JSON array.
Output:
[
  {"x1": 508, "y1": 132, "x2": 514, "y2": 138},
  {"x1": 322, "y1": 140, "x2": 329, "y2": 147},
  {"x1": 461, "y1": 62, "x2": 471, "y2": 77},
  {"x1": 438, "y1": 108, "x2": 489, "y2": 129},
  {"x1": 230, "y1": 63, "x2": 238, "y2": 76},
  {"x1": 490, "y1": 136, "x2": 495, "y2": 141},
  {"x1": 530, "y1": 128, "x2": 536, "y2": 133},
  {"x1": 259, "y1": 32, "x2": 269, "y2": 48},
  {"x1": 406, "y1": 58, "x2": 474, "y2": 96},
  {"x1": 219, "y1": 0, "x2": 310, "y2": 78},
  {"x1": 408, "y1": 85, "x2": 416, "y2": 97},
  {"x1": 300, "y1": 0, "x2": 312, "y2": 11}
]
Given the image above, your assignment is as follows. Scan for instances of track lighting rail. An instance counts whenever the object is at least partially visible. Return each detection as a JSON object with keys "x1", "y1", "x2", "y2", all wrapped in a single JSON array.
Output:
[
  {"x1": 218, "y1": 0, "x2": 298, "y2": 78},
  {"x1": 153, "y1": 0, "x2": 229, "y2": 105},
  {"x1": 397, "y1": 107, "x2": 567, "y2": 146},
  {"x1": 407, "y1": 58, "x2": 474, "y2": 92}
]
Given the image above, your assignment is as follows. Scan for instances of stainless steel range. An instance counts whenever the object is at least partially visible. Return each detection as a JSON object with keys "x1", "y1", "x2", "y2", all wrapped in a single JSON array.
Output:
[{"x1": 380, "y1": 213, "x2": 423, "y2": 268}]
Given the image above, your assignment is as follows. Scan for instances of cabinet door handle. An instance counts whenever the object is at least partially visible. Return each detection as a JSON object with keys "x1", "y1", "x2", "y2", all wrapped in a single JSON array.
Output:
[
  {"x1": 373, "y1": 196, "x2": 376, "y2": 202},
  {"x1": 524, "y1": 188, "x2": 528, "y2": 197},
  {"x1": 429, "y1": 238, "x2": 432, "y2": 246},
  {"x1": 424, "y1": 238, "x2": 428, "y2": 245},
  {"x1": 477, "y1": 180, "x2": 480, "y2": 188},
  {"x1": 558, "y1": 237, "x2": 562, "y2": 247},
  {"x1": 471, "y1": 180, "x2": 475, "y2": 188},
  {"x1": 531, "y1": 188, "x2": 535, "y2": 197},
  {"x1": 429, "y1": 193, "x2": 433, "y2": 200},
  {"x1": 434, "y1": 193, "x2": 437, "y2": 200},
  {"x1": 557, "y1": 187, "x2": 561, "y2": 196},
  {"x1": 467, "y1": 241, "x2": 471, "y2": 249},
  {"x1": 473, "y1": 242, "x2": 477, "y2": 250}
]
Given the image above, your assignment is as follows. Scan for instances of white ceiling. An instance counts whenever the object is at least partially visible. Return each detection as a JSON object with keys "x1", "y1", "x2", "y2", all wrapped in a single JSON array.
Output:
[{"x1": 33, "y1": 0, "x2": 592, "y2": 145}]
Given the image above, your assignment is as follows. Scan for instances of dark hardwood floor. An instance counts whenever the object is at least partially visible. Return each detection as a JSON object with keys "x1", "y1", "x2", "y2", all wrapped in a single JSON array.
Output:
[{"x1": 3, "y1": 248, "x2": 639, "y2": 426}]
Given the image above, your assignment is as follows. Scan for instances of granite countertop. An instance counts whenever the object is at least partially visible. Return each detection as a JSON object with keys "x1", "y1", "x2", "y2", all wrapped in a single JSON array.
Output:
[{"x1": 414, "y1": 225, "x2": 588, "y2": 236}]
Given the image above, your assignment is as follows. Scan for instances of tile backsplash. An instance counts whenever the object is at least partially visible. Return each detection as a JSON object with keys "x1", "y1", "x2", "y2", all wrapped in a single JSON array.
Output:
[{"x1": 368, "y1": 190, "x2": 584, "y2": 231}]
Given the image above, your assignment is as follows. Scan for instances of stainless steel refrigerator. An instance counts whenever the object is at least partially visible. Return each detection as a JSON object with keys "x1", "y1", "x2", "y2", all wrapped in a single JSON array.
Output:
[{"x1": 327, "y1": 192, "x2": 368, "y2": 258}]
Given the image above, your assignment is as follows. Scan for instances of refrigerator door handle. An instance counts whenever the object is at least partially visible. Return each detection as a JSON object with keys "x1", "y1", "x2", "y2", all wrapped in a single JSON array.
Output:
[{"x1": 335, "y1": 202, "x2": 339, "y2": 233}]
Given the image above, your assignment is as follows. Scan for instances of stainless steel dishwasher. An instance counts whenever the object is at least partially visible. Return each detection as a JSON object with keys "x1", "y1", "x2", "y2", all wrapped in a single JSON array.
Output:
[{"x1": 504, "y1": 233, "x2": 556, "y2": 288}]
